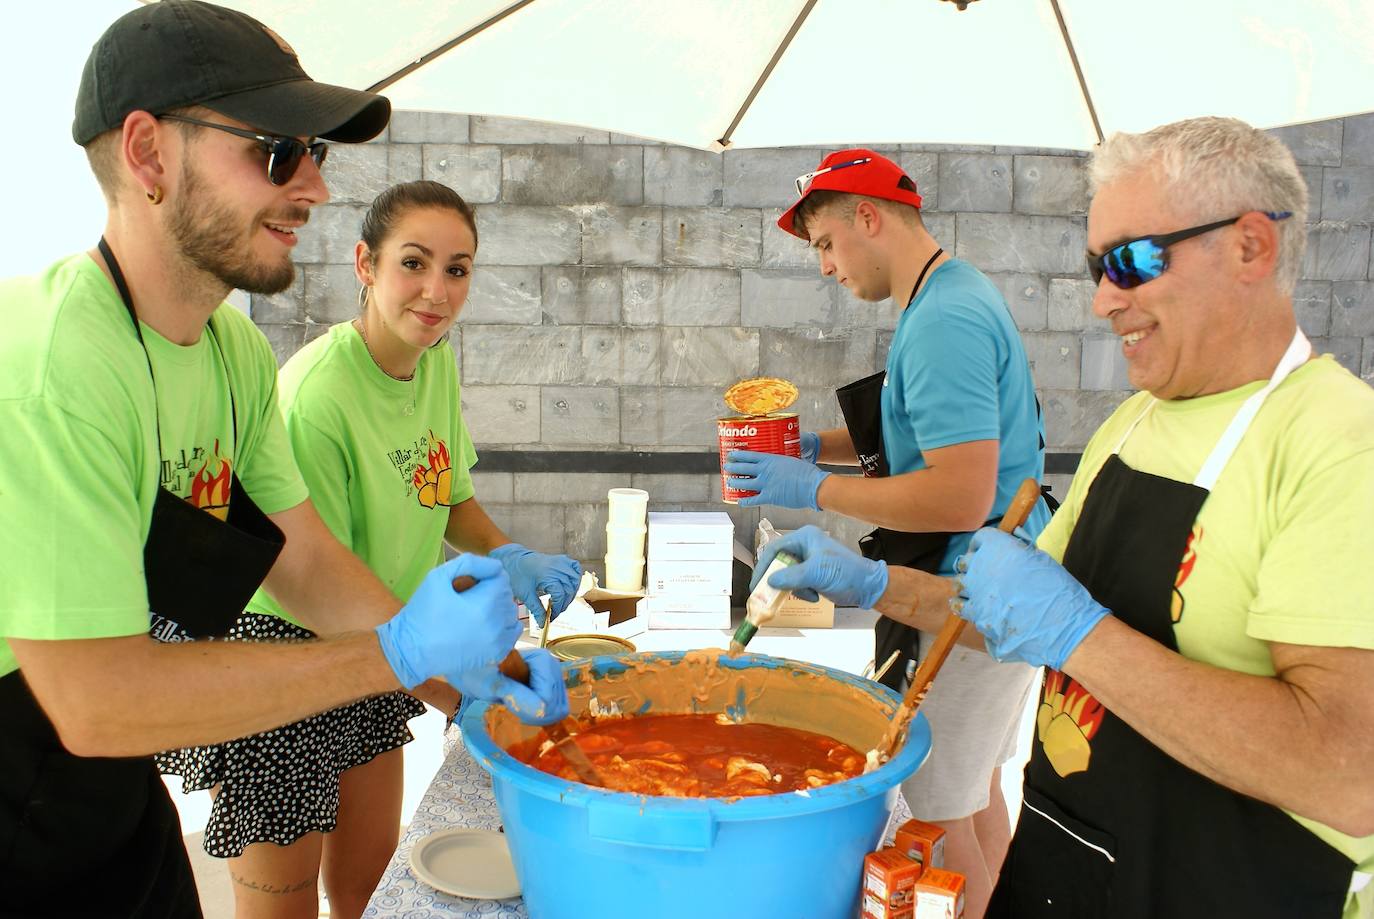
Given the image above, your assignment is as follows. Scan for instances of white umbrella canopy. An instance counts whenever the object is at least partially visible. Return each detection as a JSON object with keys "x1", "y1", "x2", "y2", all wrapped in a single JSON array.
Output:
[{"x1": 181, "y1": 0, "x2": 1374, "y2": 150}]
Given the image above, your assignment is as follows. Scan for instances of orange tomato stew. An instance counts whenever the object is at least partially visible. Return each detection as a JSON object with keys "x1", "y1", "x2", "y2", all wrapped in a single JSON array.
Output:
[{"x1": 507, "y1": 713, "x2": 865, "y2": 798}]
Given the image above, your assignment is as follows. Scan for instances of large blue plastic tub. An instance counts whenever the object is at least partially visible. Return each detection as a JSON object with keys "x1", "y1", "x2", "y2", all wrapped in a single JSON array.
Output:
[{"x1": 461, "y1": 650, "x2": 930, "y2": 919}]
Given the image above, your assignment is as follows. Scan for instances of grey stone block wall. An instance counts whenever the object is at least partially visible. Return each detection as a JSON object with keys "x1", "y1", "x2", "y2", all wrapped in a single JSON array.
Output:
[{"x1": 254, "y1": 112, "x2": 1374, "y2": 571}]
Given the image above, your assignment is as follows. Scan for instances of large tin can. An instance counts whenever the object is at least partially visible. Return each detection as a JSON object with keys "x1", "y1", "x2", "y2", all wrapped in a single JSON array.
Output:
[
  {"x1": 717, "y1": 412, "x2": 801, "y2": 503},
  {"x1": 546, "y1": 633, "x2": 637, "y2": 662}
]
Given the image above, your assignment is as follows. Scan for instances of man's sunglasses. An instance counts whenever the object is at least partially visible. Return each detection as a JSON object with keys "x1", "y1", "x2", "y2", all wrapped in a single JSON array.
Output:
[
  {"x1": 795, "y1": 156, "x2": 872, "y2": 197},
  {"x1": 1089, "y1": 211, "x2": 1292, "y2": 290},
  {"x1": 158, "y1": 115, "x2": 328, "y2": 186}
]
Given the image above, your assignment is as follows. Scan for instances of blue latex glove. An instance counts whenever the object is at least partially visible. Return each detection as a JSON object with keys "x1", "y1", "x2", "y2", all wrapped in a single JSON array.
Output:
[
  {"x1": 489, "y1": 543, "x2": 583, "y2": 626},
  {"x1": 506, "y1": 649, "x2": 571, "y2": 725},
  {"x1": 799, "y1": 431, "x2": 821, "y2": 464},
  {"x1": 448, "y1": 647, "x2": 571, "y2": 726},
  {"x1": 723, "y1": 450, "x2": 830, "y2": 510},
  {"x1": 447, "y1": 693, "x2": 471, "y2": 731},
  {"x1": 954, "y1": 528, "x2": 1110, "y2": 670},
  {"x1": 751, "y1": 525, "x2": 889, "y2": 609},
  {"x1": 376, "y1": 554, "x2": 520, "y2": 690},
  {"x1": 449, "y1": 650, "x2": 570, "y2": 727}
]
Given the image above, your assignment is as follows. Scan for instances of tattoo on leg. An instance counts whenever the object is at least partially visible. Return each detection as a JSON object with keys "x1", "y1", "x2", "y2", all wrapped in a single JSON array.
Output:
[{"x1": 230, "y1": 871, "x2": 316, "y2": 895}]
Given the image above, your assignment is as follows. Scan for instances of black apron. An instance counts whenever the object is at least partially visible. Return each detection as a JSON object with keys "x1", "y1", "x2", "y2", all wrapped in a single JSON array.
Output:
[
  {"x1": 840, "y1": 366, "x2": 978, "y2": 692},
  {"x1": 0, "y1": 240, "x2": 285, "y2": 917},
  {"x1": 837, "y1": 250, "x2": 1050, "y2": 690},
  {"x1": 988, "y1": 331, "x2": 1355, "y2": 918}
]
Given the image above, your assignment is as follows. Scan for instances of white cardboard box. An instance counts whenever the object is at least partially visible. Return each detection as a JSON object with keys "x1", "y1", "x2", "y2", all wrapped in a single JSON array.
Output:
[
  {"x1": 527, "y1": 586, "x2": 647, "y2": 641},
  {"x1": 641, "y1": 594, "x2": 732, "y2": 615},
  {"x1": 770, "y1": 593, "x2": 835, "y2": 629},
  {"x1": 647, "y1": 512, "x2": 734, "y2": 561},
  {"x1": 646, "y1": 558, "x2": 733, "y2": 596},
  {"x1": 640, "y1": 596, "x2": 732, "y2": 630}
]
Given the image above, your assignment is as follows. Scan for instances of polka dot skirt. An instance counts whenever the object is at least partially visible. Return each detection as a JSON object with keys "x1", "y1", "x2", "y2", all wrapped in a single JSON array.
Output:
[{"x1": 153, "y1": 612, "x2": 426, "y2": 859}]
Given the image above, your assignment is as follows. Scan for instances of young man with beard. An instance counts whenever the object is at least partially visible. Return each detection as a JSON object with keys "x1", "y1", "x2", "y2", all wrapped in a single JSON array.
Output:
[{"x1": 0, "y1": 3, "x2": 567, "y2": 916}]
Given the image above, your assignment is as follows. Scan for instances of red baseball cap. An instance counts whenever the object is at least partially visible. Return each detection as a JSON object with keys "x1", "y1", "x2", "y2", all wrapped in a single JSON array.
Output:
[{"x1": 777, "y1": 148, "x2": 923, "y2": 240}]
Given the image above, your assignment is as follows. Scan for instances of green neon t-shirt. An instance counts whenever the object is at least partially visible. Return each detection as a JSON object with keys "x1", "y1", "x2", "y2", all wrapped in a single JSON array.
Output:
[
  {"x1": 246, "y1": 321, "x2": 478, "y2": 626},
  {"x1": 1038, "y1": 356, "x2": 1374, "y2": 915},
  {"x1": 0, "y1": 255, "x2": 307, "y2": 677}
]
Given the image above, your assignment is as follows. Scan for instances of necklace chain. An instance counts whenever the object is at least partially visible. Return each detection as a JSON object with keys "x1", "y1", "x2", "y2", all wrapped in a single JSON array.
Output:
[
  {"x1": 354, "y1": 319, "x2": 416, "y2": 415},
  {"x1": 354, "y1": 318, "x2": 416, "y2": 382}
]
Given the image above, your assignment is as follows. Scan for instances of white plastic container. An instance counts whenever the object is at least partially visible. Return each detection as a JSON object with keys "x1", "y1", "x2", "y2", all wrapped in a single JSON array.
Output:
[
  {"x1": 605, "y1": 523, "x2": 647, "y2": 558},
  {"x1": 607, "y1": 487, "x2": 649, "y2": 527},
  {"x1": 604, "y1": 553, "x2": 645, "y2": 592}
]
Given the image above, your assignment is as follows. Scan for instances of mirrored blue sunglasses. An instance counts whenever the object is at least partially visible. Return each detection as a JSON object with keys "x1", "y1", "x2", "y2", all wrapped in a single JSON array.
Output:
[{"x1": 1089, "y1": 211, "x2": 1292, "y2": 290}]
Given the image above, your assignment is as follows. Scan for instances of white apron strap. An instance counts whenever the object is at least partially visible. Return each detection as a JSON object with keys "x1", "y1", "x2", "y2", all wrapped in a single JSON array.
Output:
[
  {"x1": 1112, "y1": 399, "x2": 1157, "y2": 455},
  {"x1": 1112, "y1": 329, "x2": 1312, "y2": 489},
  {"x1": 1193, "y1": 329, "x2": 1311, "y2": 490}
]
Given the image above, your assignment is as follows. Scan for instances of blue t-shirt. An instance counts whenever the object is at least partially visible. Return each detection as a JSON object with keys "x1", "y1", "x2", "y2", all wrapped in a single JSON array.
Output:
[{"x1": 880, "y1": 258, "x2": 1051, "y2": 574}]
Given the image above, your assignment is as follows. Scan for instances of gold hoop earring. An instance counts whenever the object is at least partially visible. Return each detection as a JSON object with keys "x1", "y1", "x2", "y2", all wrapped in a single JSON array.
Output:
[{"x1": 146, "y1": 185, "x2": 164, "y2": 205}]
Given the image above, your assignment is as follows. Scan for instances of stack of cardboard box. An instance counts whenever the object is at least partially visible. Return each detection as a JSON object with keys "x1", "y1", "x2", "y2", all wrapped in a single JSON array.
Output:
[
  {"x1": 861, "y1": 819, "x2": 965, "y2": 919},
  {"x1": 641, "y1": 512, "x2": 734, "y2": 629}
]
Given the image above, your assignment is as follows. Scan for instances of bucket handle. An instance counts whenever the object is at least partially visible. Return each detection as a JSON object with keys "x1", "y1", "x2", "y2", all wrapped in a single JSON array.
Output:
[{"x1": 586, "y1": 799, "x2": 717, "y2": 851}]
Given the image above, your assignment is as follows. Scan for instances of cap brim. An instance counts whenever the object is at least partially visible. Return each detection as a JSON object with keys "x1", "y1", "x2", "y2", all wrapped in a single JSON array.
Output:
[
  {"x1": 206, "y1": 78, "x2": 390, "y2": 142},
  {"x1": 776, "y1": 184, "x2": 923, "y2": 241},
  {"x1": 777, "y1": 195, "x2": 809, "y2": 240}
]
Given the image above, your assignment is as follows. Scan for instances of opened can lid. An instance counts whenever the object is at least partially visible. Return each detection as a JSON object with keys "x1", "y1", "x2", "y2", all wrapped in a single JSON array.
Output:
[
  {"x1": 723, "y1": 377, "x2": 798, "y2": 417},
  {"x1": 546, "y1": 633, "x2": 638, "y2": 662}
]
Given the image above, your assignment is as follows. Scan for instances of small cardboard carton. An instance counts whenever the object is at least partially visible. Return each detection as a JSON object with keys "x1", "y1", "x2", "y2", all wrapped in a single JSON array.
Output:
[
  {"x1": 894, "y1": 818, "x2": 947, "y2": 870},
  {"x1": 913, "y1": 868, "x2": 965, "y2": 919},
  {"x1": 861, "y1": 846, "x2": 922, "y2": 919},
  {"x1": 528, "y1": 574, "x2": 646, "y2": 641},
  {"x1": 770, "y1": 591, "x2": 835, "y2": 628}
]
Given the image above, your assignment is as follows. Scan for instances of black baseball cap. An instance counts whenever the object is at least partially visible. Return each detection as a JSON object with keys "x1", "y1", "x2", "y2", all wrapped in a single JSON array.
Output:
[{"x1": 73, "y1": 0, "x2": 390, "y2": 146}]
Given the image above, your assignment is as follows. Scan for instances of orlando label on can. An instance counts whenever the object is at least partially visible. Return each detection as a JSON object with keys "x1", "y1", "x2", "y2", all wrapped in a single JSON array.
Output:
[{"x1": 717, "y1": 377, "x2": 802, "y2": 504}]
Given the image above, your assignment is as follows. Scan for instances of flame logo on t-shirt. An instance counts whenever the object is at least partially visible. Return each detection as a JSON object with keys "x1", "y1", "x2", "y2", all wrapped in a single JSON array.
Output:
[
  {"x1": 188, "y1": 439, "x2": 232, "y2": 521},
  {"x1": 1038, "y1": 669, "x2": 1107, "y2": 778},
  {"x1": 1171, "y1": 524, "x2": 1203, "y2": 623},
  {"x1": 413, "y1": 432, "x2": 454, "y2": 509}
]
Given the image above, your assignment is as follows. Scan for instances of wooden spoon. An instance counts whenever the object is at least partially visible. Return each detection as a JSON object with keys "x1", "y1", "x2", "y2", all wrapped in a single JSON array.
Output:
[
  {"x1": 496, "y1": 648, "x2": 606, "y2": 787},
  {"x1": 449, "y1": 575, "x2": 605, "y2": 787},
  {"x1": 869, "y1": 478, "x2": 1042, "y2": 770}
]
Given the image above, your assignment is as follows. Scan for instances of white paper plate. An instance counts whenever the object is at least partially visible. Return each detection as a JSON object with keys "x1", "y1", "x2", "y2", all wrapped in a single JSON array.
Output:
[{"x1": 409, "y1": 828, "x2": 520, "y2": 899}]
